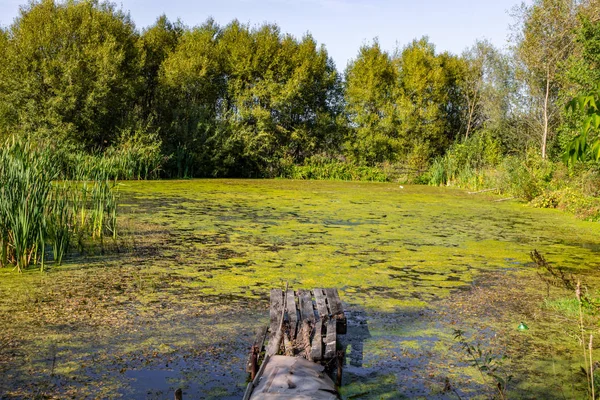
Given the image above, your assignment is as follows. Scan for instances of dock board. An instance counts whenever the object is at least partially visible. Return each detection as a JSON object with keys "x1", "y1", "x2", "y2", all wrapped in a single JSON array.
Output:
[
  {"x1": 245, "y1": 287, "x2": 347, "y2": 400},
  {"x1": 248, "y1": 287, "x2": 346, "y2": 365}
]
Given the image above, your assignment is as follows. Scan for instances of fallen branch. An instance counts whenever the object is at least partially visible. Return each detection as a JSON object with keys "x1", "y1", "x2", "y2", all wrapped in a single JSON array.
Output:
[
  {"x1": 468, "y1": 188, "x2": 498, "y2": 194},
  {"x1": 494, "y1": 197, "x2": 515, "y2": 202}
]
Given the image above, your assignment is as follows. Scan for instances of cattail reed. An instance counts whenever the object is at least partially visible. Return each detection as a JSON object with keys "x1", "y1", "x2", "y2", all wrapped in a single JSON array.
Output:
[{"x1": 0, "y1": 136, "x2": 121, "y2": 271}]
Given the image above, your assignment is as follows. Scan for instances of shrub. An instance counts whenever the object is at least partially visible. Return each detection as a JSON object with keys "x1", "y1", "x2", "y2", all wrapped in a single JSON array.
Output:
[{"x1": 280, "y1": 155, "x2": 388, "y2": 182}]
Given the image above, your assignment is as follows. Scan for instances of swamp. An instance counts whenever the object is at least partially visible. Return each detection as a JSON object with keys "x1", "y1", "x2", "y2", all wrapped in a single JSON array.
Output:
[{"x1": 2, "y1": 179, "x2": 600, "y2": 399}]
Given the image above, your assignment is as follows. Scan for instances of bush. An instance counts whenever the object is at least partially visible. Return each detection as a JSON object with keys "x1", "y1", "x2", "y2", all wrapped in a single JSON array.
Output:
[
  {"x1": 426, "y1": 131, "x2": 502, "y2": 189},
  {"x1": 280, "y1": 155, "x2": 388, "y2": 182}
]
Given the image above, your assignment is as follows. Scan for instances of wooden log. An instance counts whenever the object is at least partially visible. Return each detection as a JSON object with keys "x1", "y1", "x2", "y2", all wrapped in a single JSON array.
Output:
[
  {"x1": 325, "y1": 288, "x2": 346, "y2": 334},
  {"x1": 285, "y1": 289, "x2": 298, "y2": 339},
  {"x1": 313, "y1": 288, "x2": 329, "y2": 319},
  {"x1": 298, "y1": 290, "x2": 315, "y2": 323},
  {"x1": 269, "y1": 289, "x2": 284, "y2": 340},
  {"x1": 174, "y1": 388, "x2": 182, "y2": 400},
  {"x1": 324, "y1": 318, "x2": 337, "y2": 360},
  {"x1": 310, "y1": 318, "x2": 323, "y2": 362}
]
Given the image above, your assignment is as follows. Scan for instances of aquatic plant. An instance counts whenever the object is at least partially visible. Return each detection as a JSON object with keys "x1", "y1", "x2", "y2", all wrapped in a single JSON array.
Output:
[
  {"x1": 453, "y1": 329, "x2": 512, "y2": 399},
  {"x1": 0, "y1": 137, "x2": 121, "y2": 271}
]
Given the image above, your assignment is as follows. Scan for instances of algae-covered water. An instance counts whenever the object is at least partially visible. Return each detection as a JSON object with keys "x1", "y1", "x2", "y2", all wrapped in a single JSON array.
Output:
[{"x1": 1, "y1": 179, "x2": 600, "y2": 399}]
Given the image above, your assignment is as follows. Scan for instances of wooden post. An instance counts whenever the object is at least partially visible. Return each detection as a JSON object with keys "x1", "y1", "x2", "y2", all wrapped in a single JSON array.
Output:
[{"x1": 174, "y1": 388, "x2": 183, "y2": 400}]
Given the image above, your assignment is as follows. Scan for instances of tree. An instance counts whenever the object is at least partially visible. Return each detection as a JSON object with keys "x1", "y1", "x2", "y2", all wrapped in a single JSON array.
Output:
[
  {"x1": 460, "y1": 40, "x2": 498, "y2": 140},
  {"x1": 512, "y1": 0, "x2": 579, "y2": 158},
  {"x1": 395, "y1": 38, "x2": 459, "y2": 157},
  {"x1": 0, "y1": 0, "x2": 142, "y2": 148},
  {"x1": 158, "y1": 19, "x2": 224, "y2": 177},
  {"x1": 139, "y1": 15, "x2": 183, "y2": 124},
  {"x1": 345, "y1": 41, "x2": 399, "y2": 165}
]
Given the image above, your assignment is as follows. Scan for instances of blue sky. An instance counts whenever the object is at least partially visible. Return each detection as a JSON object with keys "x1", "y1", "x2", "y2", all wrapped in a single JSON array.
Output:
[{"x1": 0, "y1": 0, "x2": 527, "y2": 70}]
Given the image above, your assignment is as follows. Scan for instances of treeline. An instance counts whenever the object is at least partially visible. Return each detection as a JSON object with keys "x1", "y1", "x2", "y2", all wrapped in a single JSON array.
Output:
[{"x1": 0, "y1": 0, "x2": 599, "y2": 181}]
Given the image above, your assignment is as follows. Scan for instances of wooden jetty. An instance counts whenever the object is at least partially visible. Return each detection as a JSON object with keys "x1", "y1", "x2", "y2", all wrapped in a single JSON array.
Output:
[{"x1": 243, "y1": 288, "x2": 347, "y2": 400}]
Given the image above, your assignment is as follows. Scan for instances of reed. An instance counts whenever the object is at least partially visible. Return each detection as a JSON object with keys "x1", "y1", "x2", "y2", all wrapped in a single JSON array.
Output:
[{"x1": 0, "y1": 136, "x2": 121, "y2": 271}]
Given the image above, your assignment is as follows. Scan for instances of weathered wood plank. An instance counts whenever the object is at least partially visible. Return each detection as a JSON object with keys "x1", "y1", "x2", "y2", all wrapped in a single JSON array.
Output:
[
  {"x1": 285, "y1": 289, "x2": 298, "y2": 339},
  {"x1": 313, "y1": 288, "x2": 329, "y2": 319},
  {"x1": 310, "y1": 318, "x2": 323, "y2": 362},
  {"x1": 246, "y1": 325, "x2": 268, "y2": 373},
  {"x1": 298, "y1": 289, "x2": 315, "y2": 323},
  {"x1": 324, "y1": 318, "x2": 337, "y2": 359},
  {"x1": 324, "y1": 288, "x2": 343, "y2": 316},
  {"x1": 325, "y1": 288, "x2": 347, "y2": 334},
  {"x1": 269, "y1": 289, "x2": 284, "y2": 339}
]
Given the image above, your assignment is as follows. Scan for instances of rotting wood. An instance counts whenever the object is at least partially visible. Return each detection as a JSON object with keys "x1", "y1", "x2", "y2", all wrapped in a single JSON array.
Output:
[
  {"x1": 174, "y1": 388, "x2": 182, "y2": 400},
  {"x1": 300, "y1": 320, "x2": 313, "y2": 361},
  {"x1": 284, "y1": 331, "x2": 294, "y2": 356},
  {"x1": 243, "y1": 353, "x2": 271, "y2": 400},
  {"x1": 310, "y1": 318, "x2": 323, "y2": 362},
  {"x1": 324, "y1": 288, "x2": 347, "y2": 334},
  {"x1": 324, "y1": 318, "x2": 337, "y2": 360},
  {"x1": 269, "y1": 289, "x2": 283, "y2": 340},
  {"x1": 298, "y1": 290, "x2": 315, "y2": 323},
  {"x1": 245, "y1": 286, "x2": 347, "y2": 399},
  {"x1": 313, "y1": 288, "x2": 329, "y2": 319},
  {"x1": 324, "y1": 288, "x2": 343, "y2": 316},
  {"x1": 247, "y1": 325, "x2": 268, "y2": 373},
  {"x1": 285, "y1": 289, "x2": 298, "y2": 339},
  {"x1": 267, "y1": 283, "x2": 288, "y2": 357}
]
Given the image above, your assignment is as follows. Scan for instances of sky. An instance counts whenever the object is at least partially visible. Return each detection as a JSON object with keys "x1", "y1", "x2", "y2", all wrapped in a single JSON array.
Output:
[{"x1": 0, "y1": 0, "x2": 528, "y2": 71}]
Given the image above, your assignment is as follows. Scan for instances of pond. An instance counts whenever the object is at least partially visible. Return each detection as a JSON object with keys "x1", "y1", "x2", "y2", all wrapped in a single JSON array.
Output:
[{"x1": 1, "y1": 179, "x2": 599, "y2": 399}]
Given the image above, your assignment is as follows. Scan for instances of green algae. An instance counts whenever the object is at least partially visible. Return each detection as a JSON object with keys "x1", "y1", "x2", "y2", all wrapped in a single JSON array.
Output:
[
  {"x1": 119, "y1": 179, "x2": 600, "y2": 310},
  {"x1": 2, "y1": 179, "x2": 600, "y2": 398}
]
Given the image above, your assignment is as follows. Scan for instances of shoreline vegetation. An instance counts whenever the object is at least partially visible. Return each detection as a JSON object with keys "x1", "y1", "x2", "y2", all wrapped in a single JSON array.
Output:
[
  {"x1": 0, "y1": 0, "x2": 600, "y2": 221},
  {"x1": 2, "y1": 0, "x2": 599, "y2": 220}
]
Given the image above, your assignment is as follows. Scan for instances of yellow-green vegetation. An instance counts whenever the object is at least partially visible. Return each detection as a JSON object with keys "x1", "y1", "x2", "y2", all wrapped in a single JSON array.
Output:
[
  {"x1": 1, "y1": 180, "x2": 600, "y2": 398},
  {"x1": 0, "y1": 138, "x2": 119, "y2": 271}
]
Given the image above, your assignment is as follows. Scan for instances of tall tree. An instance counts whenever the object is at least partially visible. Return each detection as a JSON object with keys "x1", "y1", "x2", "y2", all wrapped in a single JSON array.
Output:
[
  {"x1": 395, "y1": 38, "x2": 458, "y2": 156},
  {"x1": 460, "y1": 40, "x2": 495, "y2": 140},
  {"x1": 139, "y1": 15, "x2": 183, "y2": 124},
  {"x1": 158, "y1": 19, "x2": 224, "y2": 177},
  {"x1": 0, "y1": 0, "x2": 142, "y2": 148},
  {"x1": 345, "y1": 41, "x2": 399, "y2": 165},
  {"x1": 512, "y1": 0, "x2": 579, "y2": 158}
]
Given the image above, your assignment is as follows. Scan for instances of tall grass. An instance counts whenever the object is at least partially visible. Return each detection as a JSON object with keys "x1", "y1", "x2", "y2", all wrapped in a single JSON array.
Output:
[{"x1": 0, "y1": 137, "x2": 120, "y2": 272}]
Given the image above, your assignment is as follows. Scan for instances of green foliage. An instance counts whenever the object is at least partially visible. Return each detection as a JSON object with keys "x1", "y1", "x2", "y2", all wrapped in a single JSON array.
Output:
[
  {"x1": 564, "y1": 90, "x2": 600, "y2": 164},
  {"x1": 345, "y1": 41, "x2": 399, "y2": 165},
  {"x1": 427, "y1": 131, "x2": 502, "y2": 187},
  {"x1": 157, "y1": 20, "x2": 343, "y2": 177},
  {"x1": 499, "y1": 150, "x2": 553, "y2": 201},
  {"x1": 0, "y1": 0, "x2": 141, "y2": 148},
  {"x1": 396, "y1": 38, "x2": 461, "y2": 156},
  {"x1": 453, "y1": 329, "x2": 512, "y2": 399},
  {"x1": 0, "y1": 136, "x2": 120, "y2": 271},
  {"x1": 280, "y1": 155, "x2": 387, "y2": 181}
]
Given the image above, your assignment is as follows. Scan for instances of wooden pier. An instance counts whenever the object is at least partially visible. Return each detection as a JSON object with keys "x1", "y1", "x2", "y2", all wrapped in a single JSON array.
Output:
[{"x1": 244, "y1": 288, "x2": 347, "y2": 399}]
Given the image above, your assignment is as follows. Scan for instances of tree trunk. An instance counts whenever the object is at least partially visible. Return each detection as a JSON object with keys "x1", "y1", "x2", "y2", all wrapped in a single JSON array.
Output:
[{"x1": 542, "y1": 68, "x2": 550, "y2": 159}]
